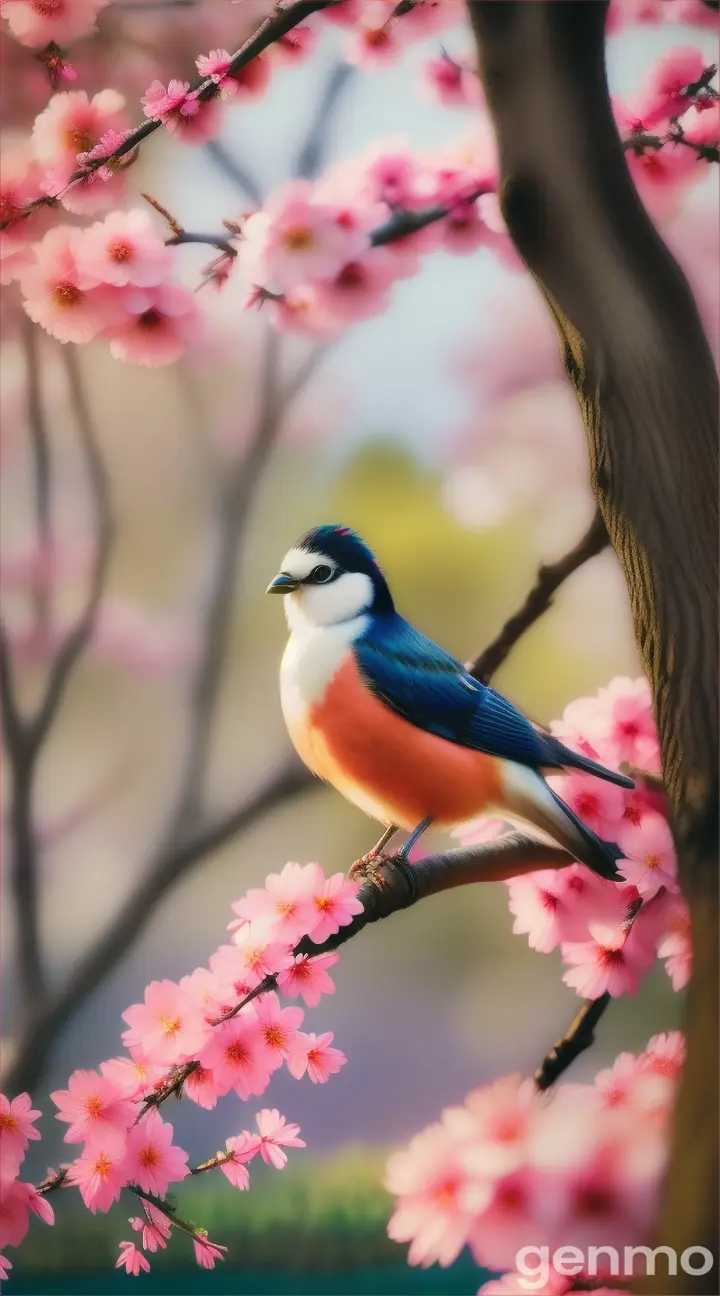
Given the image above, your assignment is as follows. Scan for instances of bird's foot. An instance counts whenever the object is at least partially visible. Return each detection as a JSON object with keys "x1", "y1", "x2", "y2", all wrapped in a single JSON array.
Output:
[
  {"x1": 348, "y1": 848, "x2": 390, "y2": 884},
  {"x1": 348, "y1": 849, "x2": 418, "y2": 903}
]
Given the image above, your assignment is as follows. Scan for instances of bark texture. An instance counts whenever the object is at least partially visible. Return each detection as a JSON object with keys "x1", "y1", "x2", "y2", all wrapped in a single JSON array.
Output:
[{"x1": 467, "y1": 4, "x2": 719, "y2": 1292}]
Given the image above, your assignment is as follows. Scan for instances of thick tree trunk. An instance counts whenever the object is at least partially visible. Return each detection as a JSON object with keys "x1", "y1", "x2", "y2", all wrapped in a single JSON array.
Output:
[{"x1": 467, "y1": 4, "x2": 719, "y2": 1293}]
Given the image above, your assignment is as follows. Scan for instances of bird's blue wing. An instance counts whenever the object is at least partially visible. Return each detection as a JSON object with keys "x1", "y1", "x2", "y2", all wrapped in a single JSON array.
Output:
[{"x1": 354, "y1": 615, "x2": 550, "y2": 767}]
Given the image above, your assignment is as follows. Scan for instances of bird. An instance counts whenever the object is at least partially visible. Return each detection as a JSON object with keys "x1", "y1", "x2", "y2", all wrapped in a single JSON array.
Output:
[{"x1": 266, "y1": 524, "x2": 632, "y2": 880}]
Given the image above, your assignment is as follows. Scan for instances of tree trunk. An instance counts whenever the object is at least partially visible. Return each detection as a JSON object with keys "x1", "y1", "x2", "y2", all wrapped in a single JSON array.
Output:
[{"x1": 467, "y1": 4, "x2": 719, "y2": 1293}]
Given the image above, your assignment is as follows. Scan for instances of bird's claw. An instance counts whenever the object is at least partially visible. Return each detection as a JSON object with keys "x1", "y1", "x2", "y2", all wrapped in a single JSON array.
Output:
[{"x1": 348, "y1": 851, "x2": 393, "y2": 888}]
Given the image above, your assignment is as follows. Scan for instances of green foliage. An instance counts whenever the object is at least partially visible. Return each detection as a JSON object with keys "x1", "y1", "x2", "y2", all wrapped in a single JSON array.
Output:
[{"x1": 20, "y1": 1147, "x2": 398, "y2": 1275}]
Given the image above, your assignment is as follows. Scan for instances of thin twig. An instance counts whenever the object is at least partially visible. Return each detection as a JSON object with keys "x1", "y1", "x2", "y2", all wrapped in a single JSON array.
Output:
[
  {"x1": 469, "y1": 509, "x2": 608, "y2": 682},
  {"x1": 203, "y1": 140, "x2": 264, "y2": 207},
  {"x1": 23, "y1": 319, "x2": 53, "y2": 637},
  {"x1": 295, "y1": 61, "x2": 356, "y2": 180},
  {"x1": 29, "y1": 347, "x2": 114, "y2": 750},
  {"x1": 166, "y1": 230, "x2": 237, "y2": 257},
  {"x1": 534, "y1": 994, "x2": 612, "y2": 1090},
  {"x1": 173, "y1": 325, "x2": 282, "y2": 823},
  {"x1": 58, "y1": 1, "x2": 341, "y2": 189}
]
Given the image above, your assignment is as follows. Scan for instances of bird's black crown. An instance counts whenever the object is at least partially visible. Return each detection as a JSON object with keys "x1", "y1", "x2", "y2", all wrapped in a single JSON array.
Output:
[{"x1": 297, "y1": 524, "x2": 394, "y2": 613}]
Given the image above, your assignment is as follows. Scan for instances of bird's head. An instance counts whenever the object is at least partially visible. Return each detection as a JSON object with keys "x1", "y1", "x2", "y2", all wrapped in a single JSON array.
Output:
[{"x1": 266, "y1": 524, "x2": 394, "y2": 627}]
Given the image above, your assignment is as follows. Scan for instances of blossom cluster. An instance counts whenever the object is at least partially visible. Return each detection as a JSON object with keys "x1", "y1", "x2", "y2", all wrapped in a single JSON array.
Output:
[
  {"x1": 0, "y1": 1093, "x2": 53, "y2": 1281},
  {"x1": 614, "y1": 48, "x2": 719, "y2": 218},
  {"x1": 0, "y1": 862, "x2": 362, "y2": 1276},
  {"x1": 2, "y1": 23, "x2": 716, "y2": 364},
  {"x1": 458, "y1": 677, "x2": 691, "y2": 1001},
  {"x1": 237, "y1": 133, "x2": 515, "y2": 336},
  {"x1": 385, "y1": 1030, "x2": 684, "y2": 1290}
]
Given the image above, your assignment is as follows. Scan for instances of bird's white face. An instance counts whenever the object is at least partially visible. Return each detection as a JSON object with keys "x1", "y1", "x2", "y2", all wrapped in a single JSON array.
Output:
[{"x1": 273, "y1": 547, "x2": 375, "y2": 629}]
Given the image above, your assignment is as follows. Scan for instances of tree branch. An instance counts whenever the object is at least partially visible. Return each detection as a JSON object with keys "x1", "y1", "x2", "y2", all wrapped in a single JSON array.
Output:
[
  {"x1": 468, "y1": 4, "x2": 719, "y2": 1288},
  {"x1": 29, "y1": 346, "x2": 114, "y2": 751},
  {"x1": 203, "y1": 140, "x2": 264, "y2": 207},
  {"x1": 469, "y1": 508, "x2": 608, "y2": 682},
  {"x1": 23, "y1": 318, "x2": 52, "y2": 638},
  {"x1": 60, "y1": 1, "x2": 341, "y2": 188},
  {"x1": 294, "y1": 61, "x2": 356, "y2": 180},
  {"x1": 534, "y1": 993, "x2": 611, "y2": 1090},
  {"x1": 172, "y1": 326, "x2": 282, "y2": 824}
]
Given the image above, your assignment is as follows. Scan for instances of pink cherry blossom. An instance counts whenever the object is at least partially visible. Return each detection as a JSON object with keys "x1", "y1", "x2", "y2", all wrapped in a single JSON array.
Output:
[
  {"x1": 227, "y1": 927, "x2": 295, "y2": 988},
  {"x1": 181, "y1": 965, "x2": 230, "y2": 1021},
  {"x1": 121, "y1": 978, "x2": 212, "y2": 1067},
  {"x1": 0, "y1": 1093, "x2": 41, "y2": 1178},
  {"x1": 219, "y1": 1134, "x2": 256, "y2": 1189},
  {"x1": 184, "y1": 1064, "x2": 220, "y2": 1111},
  {"x1": 683, "y1": 101, "x2": 720, "y2": 148},
  {"x1": 277, "y1": 951, "x2": 339, "y2": 1007},
  {"x1": 106, "y1": 282, "x2": 201, "y2": 366},
  {"x1": 506, "y1": 866, "x2": 627, "y2": 953},
  {"x1": 307, "y1": 871, "x2": 364, "y2": 943},
  {"x1": 142, "y1": 79, "x2": 199, "y2": 127},
  {"x1": 241, "y1": 180, "x2": 370, "y2": 293},
  {"x1": 272, "y1": 24, "x2": 315, "y2": 66},
  {"x1": 549, "y1": 694, "x2": 607, "y2": 760},
  {"x1": 122, "y1": 1109, "x2": 189, "y2": 1196},
  {"x1": 116, "y1": 1240, "x2": 150, "y2": 1276},
  {"x1": 198, "y1": 1014, "x2": 272, "y2": 1099},
  {"x1": 1, "y1": 0, "x2": 108, "y2": 48},
  {"x1": 231, "y1": 861, "x2": 321, "y2": 944},
  {"x1": 193, "y1": 1236, "x2": 227, "y2": 1268},
  {"x1": 617, "y1": 811, "x2": 677, "y2": 898},
  {"x1": 314, "y1": 248, "x2": 397, "y2": 323},
  {"x1": 226, "y1": 53, "x2": 271, "y2": 102},
  {"x1": 479, "y1": 1277, "x2": 569, "y2": 1296},
  {"x1": 636, "y1": 46, "x2": 707, "y2": 128},
  {"x1": 263, "y1": 284, "x2": 338, "y2": 338},
  {"x1": 21, "y1": 225, "x2": 120, "y2": 345},
  {"x1": 548, "y1": 771, "x2": 627, "y2": 838},
  {"x1": 345, "y1": 9, "x2": 408, "y2": 70},
  {"x1": 250, "y1": 1108, "x2": 305, "y2": 1169},
  {"x1": 0, "y1": 148, "x2": 50, "y2": 284},
  {"x1": 385, "y1": 1119, "x2": 474, "y2": 1267},
  {"x1": 0, "y1": 1178, "x2": 54, "y2": 1248},
  {"x1": 562, "y1": 916, "x2": 656, "y2": 999},
  {"x1": 100, "y1": 1051, "x2": 165, "y2": 1101},
  {"x1": 286, "y1": 1030, "x2": 346, "y2": 1084},
  {"x1": 0, "y1": 1256, "x2": 11, "y2": 1281},
  {"x1": 130, "y1": 1202, "x2": 171, "y2": 1252},
  {"x1": 65, "y1": 1141, "x2": 128, "y2": 1212},
  {"x1": 32, "y1": 88, "x2": 128, "y2": 214},
  {"x1": 642, "y1": 1030, "x2": 685, "y2": 1077},
  {"x1": 196, "y1": 48, "x2": 233, "y2": 88},
  {"x1": 79, "y1": 209, "x2": 172, "y2": 288},
  {"x1": 594, "y1": 1050, "x2": 646, "y2": 1109},
  {"x1": 51, "y1": 1068, "x2": 135, "y2": 1149},
  {"x1": 421, "y1": 53, "x2": 483, "y2": 110},
  {"x1": 597, "y1": 676, "x2": 660, "y2": 769},
  {"x1": 253, "y1": 992, "x2": 304, "y2": 1070},
  {"x1": 320, "y1": 0, "x2": 361, "y2": 26},
  {"x1": 657, "y1": 893, "x2": 692, "y2": 989}
]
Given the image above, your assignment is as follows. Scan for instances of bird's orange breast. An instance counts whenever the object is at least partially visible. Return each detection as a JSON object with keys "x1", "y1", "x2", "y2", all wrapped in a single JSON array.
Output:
[{"x1": 293, "y1": 655, "x2": 503, "y2": 830}]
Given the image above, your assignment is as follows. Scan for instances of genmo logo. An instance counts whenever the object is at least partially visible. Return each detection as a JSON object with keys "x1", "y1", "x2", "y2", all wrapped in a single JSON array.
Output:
[{"x1": 515, "y1": 1244, "x2": 715, "y2": 1290}]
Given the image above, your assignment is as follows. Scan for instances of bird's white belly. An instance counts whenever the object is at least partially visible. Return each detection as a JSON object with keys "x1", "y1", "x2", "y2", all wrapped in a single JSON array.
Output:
[{"x1": 280, "y1": 615, "x2": 368, "y2": 720}]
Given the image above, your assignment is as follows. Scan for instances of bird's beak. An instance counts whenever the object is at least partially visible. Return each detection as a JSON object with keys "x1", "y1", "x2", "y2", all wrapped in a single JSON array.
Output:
[{"x1": 266, "y1": 572, "x2": 299, "y2": 594}]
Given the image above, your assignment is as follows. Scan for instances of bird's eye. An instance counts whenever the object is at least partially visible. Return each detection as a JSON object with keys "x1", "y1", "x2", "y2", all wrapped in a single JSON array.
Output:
[{"x1": 310, "y1": 564, "x2": 333, "y2": 584}]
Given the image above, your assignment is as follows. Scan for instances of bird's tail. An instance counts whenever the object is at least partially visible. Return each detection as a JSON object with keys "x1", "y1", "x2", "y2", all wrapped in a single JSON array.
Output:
[
  {"x1": 546, "y1": 788, "x2": 621, "y2": 880},
  {"x1": 543, "y1": 734, "x2": 635, "y2": 789}
]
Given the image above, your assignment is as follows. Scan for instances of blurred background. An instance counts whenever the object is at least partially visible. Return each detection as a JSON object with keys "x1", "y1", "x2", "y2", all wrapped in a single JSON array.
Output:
[{"x1": 1, "y1": 2, "x2": 717, "y2": 1292}]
